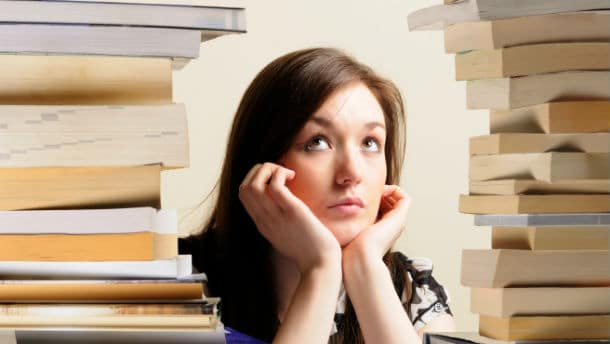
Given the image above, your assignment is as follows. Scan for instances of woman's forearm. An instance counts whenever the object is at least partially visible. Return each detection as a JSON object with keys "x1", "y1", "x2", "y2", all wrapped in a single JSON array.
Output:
[
  {"x1": 273, "y1": 260, "x2": 342, "y2": 344},
  {"x1": 343, "y1": 249, "x2": 421, "y2": 344}
]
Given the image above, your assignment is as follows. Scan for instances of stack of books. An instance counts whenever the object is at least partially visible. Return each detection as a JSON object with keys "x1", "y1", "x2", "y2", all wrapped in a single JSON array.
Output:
[
  {"x1": 0, "y1": 0, "x2": 245, "y2": 341},
  {"x1": 408, "y1": 0, "x2": 610, "y2": 342}
]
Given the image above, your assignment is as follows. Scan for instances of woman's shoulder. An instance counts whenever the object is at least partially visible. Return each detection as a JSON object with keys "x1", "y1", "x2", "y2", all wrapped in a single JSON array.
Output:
[
  {"x1": 389, "y1": 251, "x2": 452, "y2": 330},
  {"x1": 390, "y1": 251, "x2": 438, "y2": 282}
]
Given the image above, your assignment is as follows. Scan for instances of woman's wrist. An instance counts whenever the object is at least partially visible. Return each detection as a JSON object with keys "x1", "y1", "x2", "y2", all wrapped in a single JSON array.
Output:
[
  {"x1": 300, "y1": 247, "x2": 342, "y2": 277},
  {"x1": 342, "y1": 245, "x2": 388, "y2": 284}
]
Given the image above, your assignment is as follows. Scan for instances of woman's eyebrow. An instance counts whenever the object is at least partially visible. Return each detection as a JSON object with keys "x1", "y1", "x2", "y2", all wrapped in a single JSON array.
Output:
[
  {"x1": 309, "y1": 116, "x2": 332, "y2": 127},
  {"x1": 365, "y1": 121, "x2": 386, "y2": 130},
  {"x1": 309, "y1": 116, "x2": 386, "y2": 130}
]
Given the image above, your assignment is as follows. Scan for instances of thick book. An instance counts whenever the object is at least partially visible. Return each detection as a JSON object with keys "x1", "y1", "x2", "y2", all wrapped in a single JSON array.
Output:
[
  {"x1": 444, "y1": 11, "x2": 610, "y2": 53},
  {"x1": 456, "y1": 42, "x2": 610, "y2": 80},
  {"x1": 0, "y1": 105, "x2": 188, "y2": 168},
  {"x1": 0, "y1": 55, "x2": 172, "y2": 105},
  {"x1": 467, "y1": 71, "x2": 610, "y2": 110},
  {"x1": 0, "y1": 232, "x2": 176, "y2": 261},
  {"x1": 490, "y1": 101, "x2": 610, "y2": 134},
  {"x1": 6, "y1": 326, "x2": 227, "y2": 344},
  {"x1": 469, "y1": 179, "x2": 610, "y2": 195},
  {"x1": 491, "y1": 226, "x2": 610, "y2": 250},
  {"x1": 407, "y1": 0, "x2": 610, "y2": 30},
  {"x1": 0, "y1": 0, "x2": 246, "y2": 32},
  {"x1": 0, "y1": 207, "x2": 176, "y2": 235},
  {"x1": 470, "y1": 133, "x2": 609, "y2": 155},
  {"x1": 475, "y1": 213, "x2": 610, "y2": 227},
  {"x1": 479, "y1": 314, "x2": 610, "y2": 341},
  {"x1": 425, "y1": 332, "x2": 610, "y2": 344},
  {"x1": 0, "y1": 24, "x2": 203, "y2": 63},
  {"x1": 459, "y1": 194, "x2": 610, "y2": 214},
  {"x1": 0, "y1": 279, "x2": 204, "y2": 301},
  {"x1": 0, "y1": 314, "x2": 218, "y2": 329},
  {"x1": 0, "y1": 165, "x2": 161, "y2": 211},
  {"x1": 0, "y1": 255, "x2": 193, "y2": 279},
  {"x1": 471, "y1": 286, "x2": 610, "y2": 317},
  {"x1": 64, "y1": 0, "x2": 243, "y2": 5},
  {"x1": 469, "y1": 153, "x2": 609, "y2": 182},
  {"x1": 0, "y1": 301, "x2": 216, "y2": 316},
  {"x1": 461, "y1": 249, "x2": 610, "y2": 287}
]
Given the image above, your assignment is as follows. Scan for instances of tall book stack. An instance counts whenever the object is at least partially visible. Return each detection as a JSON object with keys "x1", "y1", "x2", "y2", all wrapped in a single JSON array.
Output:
[
  {"x1": 409, "y1": 1, "x2": 610, "y2": 343},
  {"x1": 0, "y1": 0, "x2": 245, "y2": 342}
]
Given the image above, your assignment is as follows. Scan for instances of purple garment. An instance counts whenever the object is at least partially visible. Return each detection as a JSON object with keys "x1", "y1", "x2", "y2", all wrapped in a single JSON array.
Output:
[{"x1": 225, "y1": 327, "x2": 268, "y2": 344}]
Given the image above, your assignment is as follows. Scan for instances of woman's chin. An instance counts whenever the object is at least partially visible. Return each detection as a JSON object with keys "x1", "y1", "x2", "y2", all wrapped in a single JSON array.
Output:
[{"x1": 326, "y1": 220, "x2": 369, "y2": 248}]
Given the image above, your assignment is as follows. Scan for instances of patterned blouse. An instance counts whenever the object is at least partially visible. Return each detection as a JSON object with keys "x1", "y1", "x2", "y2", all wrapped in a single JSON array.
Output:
[{"x1": 331, "y1": 251, "x2": 452, "y2": 335}]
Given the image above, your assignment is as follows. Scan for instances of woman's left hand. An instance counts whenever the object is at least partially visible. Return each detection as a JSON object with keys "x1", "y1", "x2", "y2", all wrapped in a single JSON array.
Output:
[
  {"x1": 340, "y1": 186, "x2": 418, "y2": 343},
  {"x1": 343, "y1": 185, "x2": 411, "y2": 261}
]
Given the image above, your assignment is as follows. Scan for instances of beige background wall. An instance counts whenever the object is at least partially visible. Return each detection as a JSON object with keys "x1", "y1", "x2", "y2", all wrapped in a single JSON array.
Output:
[{"x1": 162, "y1": 0, "x2": 489, "y2": 332}]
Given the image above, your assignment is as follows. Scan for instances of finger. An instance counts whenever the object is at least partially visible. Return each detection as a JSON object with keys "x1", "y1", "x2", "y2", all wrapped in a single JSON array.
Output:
[
  {"x1": 382, "y1": 184, "x2": 399, "y2": 197},
  {"x1": 250, "y1": 162, "x2": 281, "y2": 194},
  {"x1": 248, "y1": 163, "x2": 286, "y2": 215},
  {"x1": 267, "y1": 167, "x2": 296, "y2": 211},
  {"x1": 379, "y1": 196, "x2": 394, "y2": 213},
  {"x1": 379, "y1": 185, "x2": 401, "y2": 213},
  {"x1": 382, "y1": 184, "x2": 406, "y2": 201},
  {"x1": 239, "y1": 163, "x2": 281, "y2": 229},
  {"x1": 378, "y1": 188, "x2": 410, "y2": 219}
]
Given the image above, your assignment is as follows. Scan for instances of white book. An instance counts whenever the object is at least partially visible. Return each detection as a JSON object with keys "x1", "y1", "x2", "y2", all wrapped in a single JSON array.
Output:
[
  {"x1": 425, "y1": 332, "x2": 610, "y2": 344},
  {"x1": 408, "y1": 0, "x2": 610, "y2": 30},
  {"x1": 0, "y1": 0, "x2": 246, "y2": 32},
  {"x1": 466, "y1": 71, "x2": 610, "y2": 110},
  {"x1": 0, "y1": 207, "x2": 176, "y2": 234},
  {"x1": 474, "y1": 213, "x2": 610, "y2": 226},
  {"x1": 8, "y1": 325, "x2": 226, "y2": 344},
  {"x1": 0, "y1": 104, "x2": 188, "y2": 168},
  {"x1": 0, "y1": 24, "x2": 202, "y2": 60},
  {"x1": 0, "y1": 255, "x2": 193, "y2": 279}
]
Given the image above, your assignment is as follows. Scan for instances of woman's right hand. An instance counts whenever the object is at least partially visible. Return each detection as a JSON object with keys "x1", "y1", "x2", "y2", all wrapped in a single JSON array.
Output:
[{"x1": 238, "y1": 162, "x2": 341, "y2": 273}]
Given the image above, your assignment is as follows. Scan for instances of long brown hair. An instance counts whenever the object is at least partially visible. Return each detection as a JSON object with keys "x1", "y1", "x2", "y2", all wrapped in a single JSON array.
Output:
[{"x1": 190, "y1": 47, "x2": 408, "y2": 342}]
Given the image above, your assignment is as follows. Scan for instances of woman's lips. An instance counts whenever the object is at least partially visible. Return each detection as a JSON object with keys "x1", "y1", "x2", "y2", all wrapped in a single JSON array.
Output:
[{"x1": 328, "y1": 197, "x2": 364, "y2": 216}]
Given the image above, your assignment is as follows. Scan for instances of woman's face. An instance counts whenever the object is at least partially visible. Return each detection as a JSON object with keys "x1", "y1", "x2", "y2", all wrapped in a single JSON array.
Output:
[{"x1": 279, "y1": 82, "x2": 387, "y2": 247}]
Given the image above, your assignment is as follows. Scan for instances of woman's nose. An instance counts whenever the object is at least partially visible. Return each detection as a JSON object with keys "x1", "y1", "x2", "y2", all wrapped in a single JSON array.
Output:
[{"x1": 335, "y1": 148, "x2": 363, "y2": 186}]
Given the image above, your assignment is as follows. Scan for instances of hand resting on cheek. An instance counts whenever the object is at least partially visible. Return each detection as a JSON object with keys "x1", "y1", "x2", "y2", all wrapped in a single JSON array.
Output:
[
  {"x1": 238, "y1": 162, "x2": 342, "y2": 274},
  {"x1": 343, "y1": 185, "x2": 411, "y2": 262}
]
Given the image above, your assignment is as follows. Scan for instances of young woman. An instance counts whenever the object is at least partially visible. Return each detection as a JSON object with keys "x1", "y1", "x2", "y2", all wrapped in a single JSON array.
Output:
[{"x1": 180, "y1": 47, "x2": 455, "y2": 343}]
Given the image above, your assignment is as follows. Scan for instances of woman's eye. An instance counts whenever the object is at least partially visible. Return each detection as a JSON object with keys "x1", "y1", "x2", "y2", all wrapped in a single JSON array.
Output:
[
  {"x1": 304, "y1": 136, "x2": 330, "y2": 151},
  {"x1": 362, "y1": 137, "x2": 381, "y2": 152}
]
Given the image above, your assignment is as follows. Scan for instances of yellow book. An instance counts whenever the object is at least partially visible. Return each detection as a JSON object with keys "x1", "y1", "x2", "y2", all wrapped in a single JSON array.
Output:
[
  {"x1": 470, "y1": 133, "x2": 609, "y2": 155},
  {"x1": 467, "y1": 71, "x2": 610, "y2": 110},
  {"x1": 459, "y1": 194, "x2": 610, "y2": 214},
  {"x1": 461, "y1": 249, "x2": 610, "y2": 288},
  {"x1": 0, "y1": 165, "x2": 161, "y2": 210},
  {"x1": 456, "y1": 42, "x2": 610, "y2": 80},
  {"x1": 469, "y1": 152, "x2": 609, "y2": 182},
  {"x1": 471, "y1": 286, "x2": 610, "y2": 317},
  {"x1": 0, "y1": 280, "x2": 203, "y2": 301},
  {"x1": 491, "y1": 226, "x2": 610, "y2": 250},
  {"x1": 0, "y1": 314, "x2": 217, "y2": 328},
  {"x1": 444, "y1": 11, "x2": 610, "y2": 53},
  {"x1": 0, "y1": 55, "x2": 171, "y2": 105},
  {"x1": 469, "y1": 179, "x2": 610, "y2": 195},
  {"x1": 479, "y1": 314, "x2": 610, "y2": 341},
  {"x1": 490, "y1": 101, "x2": 610, "y2": 134},
  {"x1": 0, "y1": 232, "x2": 177, "y2": 261}
]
